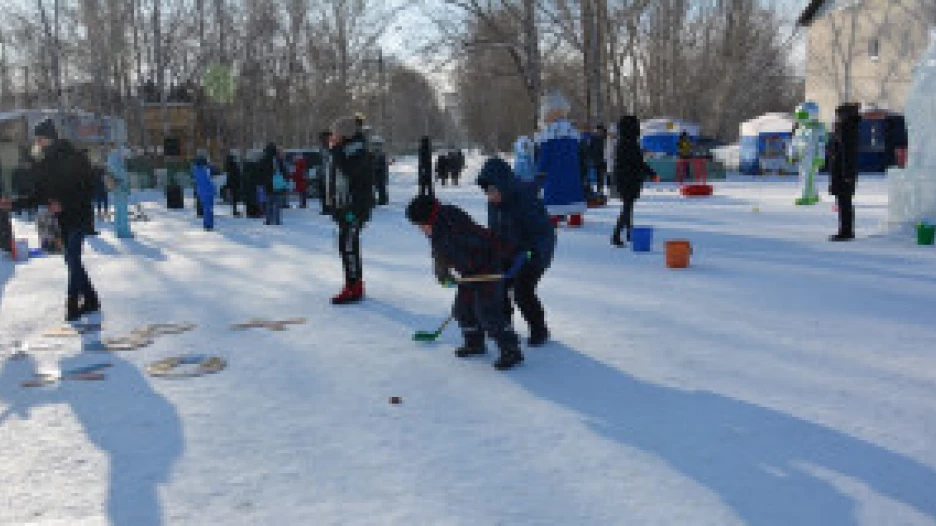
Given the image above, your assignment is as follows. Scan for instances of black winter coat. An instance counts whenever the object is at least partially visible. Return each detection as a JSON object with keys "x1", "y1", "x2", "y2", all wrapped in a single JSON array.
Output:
[
  {"x1": 429, "y1": 203, "x2": 501, "y2": 278},
  {"x1": 828, "y1": 108, "x2": 860, "y2": 197},
  {"x1": 14, "y1": 140, "x2": 95, "y2": 234},
  {"x1": 476, "y1": 158, "x2": 556, "y2": 269},
  {"x1": 330, "y1": 136, "x2": 375, "y2": 224},
  {"x1": 614, "y1": 116, "x2": 656, "y2": 201},
  {"x1": 225, "y1": 155, "x2": 243, "y2": 200}
]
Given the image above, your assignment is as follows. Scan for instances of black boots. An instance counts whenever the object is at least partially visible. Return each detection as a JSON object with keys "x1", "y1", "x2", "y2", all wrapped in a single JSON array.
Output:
[
  {"x1": 455, "y1": 331, "x2": 486, "y2": 357},
  {"x1": 66, "y1": 296, "x2": 82, "y2": 322},
  {"x1": 528, "y1": 326, "x2": 549, "y2": 347},
  {"x1": 81, "y1": 289, "x2": 100, "y2": 315},
  {"x1": 494, "y1": 344, "x2": 524, "y2": 370},
  {"x1": 829, "y1": 232, "x2": 855, "y2": 242}
]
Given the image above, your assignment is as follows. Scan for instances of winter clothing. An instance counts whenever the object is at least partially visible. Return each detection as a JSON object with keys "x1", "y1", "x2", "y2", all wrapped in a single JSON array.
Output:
[
  {"x1": 477, "y1": 157, "x2": 556, "y2": 268},
  {"x1": 535, "y1": 119, "x2": 586, "y2": 218},
  {"x1": 260, "y1": 144, "x2": 288, "y2": 225},
  {"x1": 192, "y1": 156, "x2": 216, "y2": 230},
  {"x1": 34, "y1": 119, "x2": 58, "y2": 140},
  {"x1": 418, "y1": 137, "x2": 434, "y2": 197},
  {"x1": 292, "y1": 157, "x2": 309, "y2": 208},
  {"x1": 477, "y1": 157, "x2": 556, "y2": 343},
  {"x1": 224, "y1": 154, "x2": 243, "y2": 215},
  {"x1": 588, "y1": 127, "x2": 608, "y2": 194},
  {"x1": 612, "y1": 116, "x2": 656, "y2": 245},
  {"x1": 677, "y1": 133, "x2": 693, "y2": 158},
  {"x1": 12, "y1": 131, "x2": 100, "y2": 320},
  {"x1": 604, "y1": 123, "x2": 617, "y2": 192},
  {"x1": 329, "y1": 120, "x2": 376, "y2": 302},
  {"x1": 450, "y1": 150, "x2": 465, "y2": 185},
  {"x1": 373, "y1": 148, "x2": 389, "y2": 205},
  {"x1": 319, "y1": 140, "x2": 334, "y2": 215},
  {"x1": 613, "y1": 116, "x2": 656, "y2": 201},
  {"x1": 828, "y1": 104, "x2": 861, "y2": 240},
  {"x1": 330, "y1": 133, "x2": 375, "y2": 225},
  {"x1": 407, "y1": 195, "x2": 522, "y2": 370},
  {"x1": 93, "y1": 166, "x2": 109, "y2": 216},
  {"x1": 513, "y1": 137, "x2": 537, "y2": 183},
  {"x1": 436, "y1": 154, "x2": 449, "y2": 185}
]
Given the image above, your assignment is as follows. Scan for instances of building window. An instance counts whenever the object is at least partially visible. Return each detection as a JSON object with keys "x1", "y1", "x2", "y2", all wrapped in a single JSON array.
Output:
[{"x1": 870, "y1": 38, "x2": 880, "y2": 61}]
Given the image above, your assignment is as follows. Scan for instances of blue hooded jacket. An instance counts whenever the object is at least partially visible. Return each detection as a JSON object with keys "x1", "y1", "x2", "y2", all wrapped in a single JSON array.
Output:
[
  {"x1": 192, "y1": 156, "x2": 216, "y2": 200},
  {"x1": 476, "y1": 157, "x2": 556, "y2": 269}
]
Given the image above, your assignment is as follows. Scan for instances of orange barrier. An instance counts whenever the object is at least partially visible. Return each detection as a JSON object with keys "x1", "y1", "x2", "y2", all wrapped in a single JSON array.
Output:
[{"x1": 665, "y1": 239, "x2": 692, "y2": 268}]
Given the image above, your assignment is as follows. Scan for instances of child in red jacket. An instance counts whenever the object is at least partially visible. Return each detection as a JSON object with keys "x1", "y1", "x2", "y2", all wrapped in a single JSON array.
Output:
[{"x1": 292, "y1": 157, "x2": 309, "y2": 208}]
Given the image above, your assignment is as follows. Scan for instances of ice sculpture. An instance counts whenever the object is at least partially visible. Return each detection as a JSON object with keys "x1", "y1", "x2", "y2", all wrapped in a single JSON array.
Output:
[{"x1": 888, "y1": 29, "x2": 936, "y2": 227}]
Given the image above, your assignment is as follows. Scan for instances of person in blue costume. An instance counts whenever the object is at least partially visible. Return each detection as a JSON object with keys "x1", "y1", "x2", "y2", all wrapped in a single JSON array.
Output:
[
  {"x1": 192, "y1": 152, "x2": 216, "y2": 231},
  {"x1": 535, "y1": 92, "x2": 586, "y2": 227}
]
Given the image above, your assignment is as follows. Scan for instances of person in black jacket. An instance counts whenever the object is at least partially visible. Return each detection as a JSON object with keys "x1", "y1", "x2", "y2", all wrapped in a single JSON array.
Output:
[
  {"x1": 612, "y1": 116, "x2": 657, "y2": 247},
  {"x1": 224, "y1": 153, "x2": 243, "y2": 217},
  {"x1": 436, "y1": 152, "x2": 449, "y2": 186},
  {"x1": 372, "y1": 136, "x2": 390, "y2": 205},
  {"x1": 330, "y1": 117, "x2": 375, "y2": 304},
  {"x1": 406, "y1": 194, "x2": 524, "y2": 370},
  {"x1": 417, "y1": 136, "x2": 434, "y2": 197},
  {"x1": 590, "y1": 125, "x2": 608, "y2": 195},
  {"x1": 828, "y1": 104, "x2": 861, "y2": 241},
  {"x1": 0, "y1": 119, "x2": 99, "y2": 321},
  {"x1": 318, "y1": 131, "x2": 334, "y2": 215},
  {"x1": 476, "y1": 157, "x2": 556, "y2": 346}
]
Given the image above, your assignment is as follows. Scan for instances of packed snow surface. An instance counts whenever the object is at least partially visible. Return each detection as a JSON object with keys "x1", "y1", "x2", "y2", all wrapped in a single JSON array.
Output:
[{"x1": 2, "y1": 156, "x2": 935, "y2": 525}]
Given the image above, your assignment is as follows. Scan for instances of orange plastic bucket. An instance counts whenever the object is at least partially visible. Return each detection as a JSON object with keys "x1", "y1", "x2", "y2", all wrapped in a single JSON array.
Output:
[{"x1": 665, "y1": 240, "x2": 691, "y2": 268}]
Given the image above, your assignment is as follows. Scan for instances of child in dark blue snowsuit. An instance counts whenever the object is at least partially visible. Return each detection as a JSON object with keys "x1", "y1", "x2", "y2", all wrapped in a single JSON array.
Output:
[
  {"x1": 406, "y1": 195, "x2": 523, "y2": 370},
  {"x1": 192, "y1": 155, "x2": 216, "y2": 231},
  {"x1": 476, "y1": 157, "x2": 556, "y2": 346}
]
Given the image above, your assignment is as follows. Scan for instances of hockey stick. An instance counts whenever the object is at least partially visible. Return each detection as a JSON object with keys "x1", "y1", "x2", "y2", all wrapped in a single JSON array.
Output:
[{"x1": 413, "y1": 315, "x2": 453, "y2": 342}]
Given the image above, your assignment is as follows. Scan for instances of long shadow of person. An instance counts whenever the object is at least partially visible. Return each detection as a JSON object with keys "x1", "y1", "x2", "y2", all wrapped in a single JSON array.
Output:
[
  {"x1": 0, "y1": 258, "x2": 14, "y2": 316},
  {"x1": 513, "y1": 342, "x2": 936, "y2": 525},
  {"x1": 0, "y1": 351, "x2": 183, "y2": 526}
]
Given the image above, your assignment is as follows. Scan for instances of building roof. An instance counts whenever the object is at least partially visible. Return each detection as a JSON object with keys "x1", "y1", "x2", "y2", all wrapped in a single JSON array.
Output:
[{"x1": 797, "y1": 0, "x2": 829, "y2": 27}]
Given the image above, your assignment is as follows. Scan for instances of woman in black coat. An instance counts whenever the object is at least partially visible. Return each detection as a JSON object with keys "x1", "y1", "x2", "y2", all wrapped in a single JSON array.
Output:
[
  {"x1": 827, "y1": 104, "x2": 861, "y2": 241},
  {"x1": 611, "y1": 115, "x2": 656, "y2": 247}
]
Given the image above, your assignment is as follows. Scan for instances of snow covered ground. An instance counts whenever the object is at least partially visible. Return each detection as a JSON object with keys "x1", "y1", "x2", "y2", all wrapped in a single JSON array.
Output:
[{"x1": 2, "y1": 156, "x2": 936, "y2": 525}]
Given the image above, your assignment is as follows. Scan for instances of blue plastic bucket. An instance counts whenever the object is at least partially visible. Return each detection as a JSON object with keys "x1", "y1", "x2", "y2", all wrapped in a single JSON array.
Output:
[{"x1": 631, "y1": 226, "x2": 653, "y2": 252}]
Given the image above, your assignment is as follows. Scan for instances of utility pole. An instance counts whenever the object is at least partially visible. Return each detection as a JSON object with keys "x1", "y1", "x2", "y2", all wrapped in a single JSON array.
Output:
[{"x1": 583, "y1": 0, "x2": 602, "y2": 128}]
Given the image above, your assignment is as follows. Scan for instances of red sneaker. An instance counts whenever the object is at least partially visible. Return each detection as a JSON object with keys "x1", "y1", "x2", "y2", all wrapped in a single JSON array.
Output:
[{"x1": 568, "y1": 214, "x2": 583, "y2": 227}]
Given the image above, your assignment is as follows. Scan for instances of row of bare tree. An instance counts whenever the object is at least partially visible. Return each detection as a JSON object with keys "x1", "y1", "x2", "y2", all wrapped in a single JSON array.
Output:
[
  {"x1": 0, "y1": 0, "x2": 457, "y2": 153},
  {"x1": 0, "y1": 0, "x2": 803, "y2": 154},
  {"x1": 429, "y1": 0, "x2": 804, "y2": 152}
]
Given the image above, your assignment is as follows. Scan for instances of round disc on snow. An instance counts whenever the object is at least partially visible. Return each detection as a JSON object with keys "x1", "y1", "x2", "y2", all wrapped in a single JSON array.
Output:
[
  {"x1": 146, "y1": 355, "x2": 227, "y2": 378},
  {"x1": 132, "y1": 322, "x2": 197, "y2": 338},
  {"x1": 87, "y1": 335, "x2": 153, "y2": 352}
]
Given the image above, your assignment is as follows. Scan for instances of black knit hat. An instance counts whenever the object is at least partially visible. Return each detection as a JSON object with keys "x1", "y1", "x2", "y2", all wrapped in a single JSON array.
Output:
[
  {"x1": 34, "y1": 119, "x2": 58, "y2": 140},
  {"x1": 406, "y1": 194, "x2": 438, "y2": 225}
]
